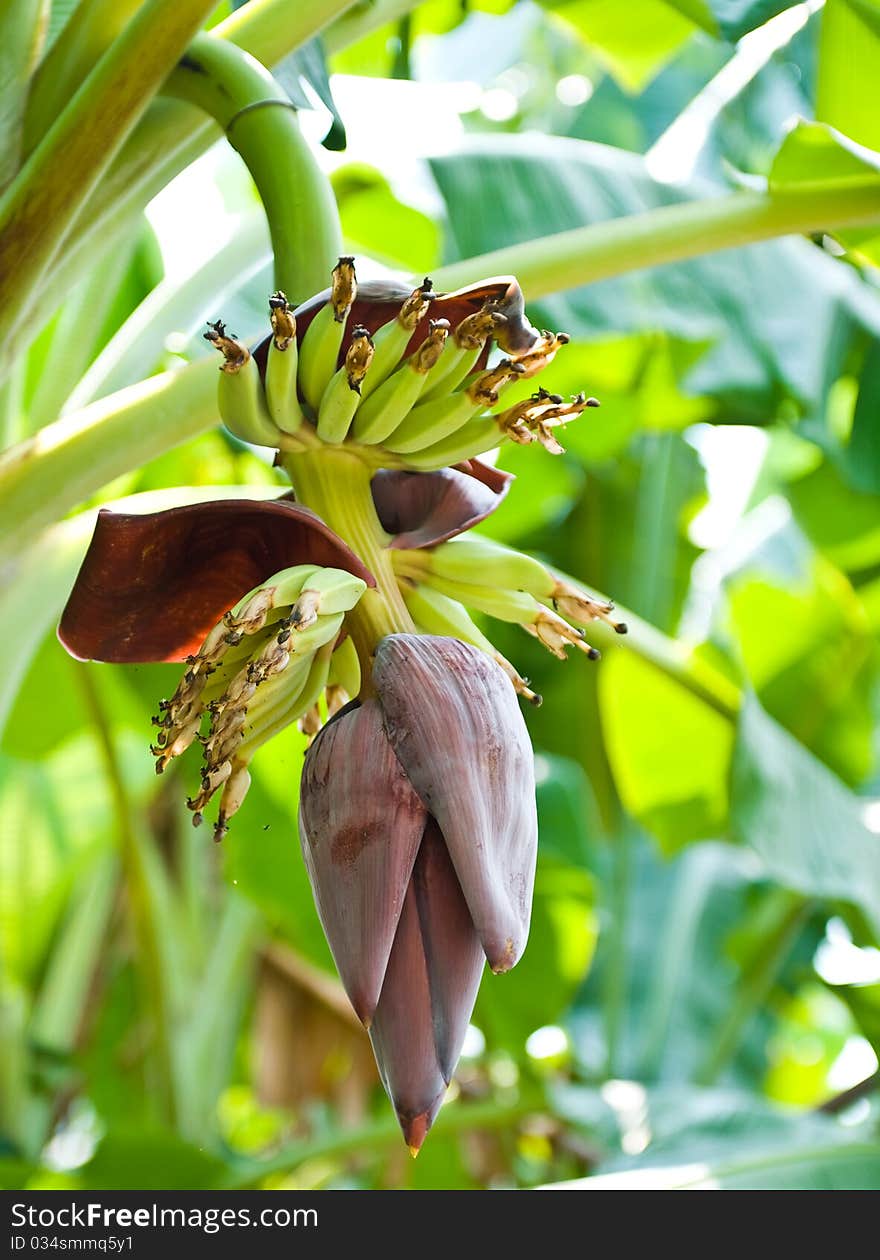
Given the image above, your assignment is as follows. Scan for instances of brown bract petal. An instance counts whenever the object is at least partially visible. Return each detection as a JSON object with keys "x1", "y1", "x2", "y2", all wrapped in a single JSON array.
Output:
[
  {"x1": 253, "y1": 277, "x2": 539, "y2": 380},
  {"x1": 299, "y1": 700, "x2": 426, "y2": 1027},
  {"x1": 58, "y1": 499, "x2": 374, "y2": 664},
  {"x1": 372, "y1": 459, "x2": 513, "y2": 550},
  {"x1": 369, "y1": 818, "x2": 484, "y2": 1153},
  {"x1": 374, "y1": 635, "x2": 538, "y2": 974}
]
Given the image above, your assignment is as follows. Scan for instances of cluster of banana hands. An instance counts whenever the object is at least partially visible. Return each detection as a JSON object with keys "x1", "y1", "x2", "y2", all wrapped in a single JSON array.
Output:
[{"x1": 204, "y1": 256, "x2": 599, "y2": 466}]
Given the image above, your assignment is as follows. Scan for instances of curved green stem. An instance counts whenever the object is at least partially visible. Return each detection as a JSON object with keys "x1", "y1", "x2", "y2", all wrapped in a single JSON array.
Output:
[
  {"x1": 432, "y1": 182, "x2": 880, "y2": 298},
  {"x1": 164, "y1": 34, "x2": 340, "y2": 298}
]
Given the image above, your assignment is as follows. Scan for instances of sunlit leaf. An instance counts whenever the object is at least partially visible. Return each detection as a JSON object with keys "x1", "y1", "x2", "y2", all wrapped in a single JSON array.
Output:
[
  {"x1": 817, "y1": 0, "x2": 880, "y2": 151},
  {"x1": 599, "y1": 651, "x2": 734, "y2": 853},
  {"x1": 731, "y1": 692, "x2": 880, "y2": 934}
]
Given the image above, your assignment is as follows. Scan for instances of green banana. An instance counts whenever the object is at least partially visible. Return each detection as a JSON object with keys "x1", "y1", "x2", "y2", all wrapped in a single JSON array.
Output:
[
  {"x1": 350, "y1": 319, "x2": 449, "y2": 444},
  {"x1": 230, "y1": 564, "x2": 321, "y2": 624},
  {"x1": 396, "y1": 415, "x2": 501, "y2": 471},
  {"x1": 297, "y1": 257, "x2": 357, "y2": 411},
  {"x1": 204, "y1": 320, "x2": 281, "y2": 449},
  {"x1": 401, "y1": 580, "x2": 540, "y2": 704},
  {"x1": 290, "y1": 568, "x2": 368, "y2": 627},
  {"x1": 397, "y1": 535, "x2": 552, "y2": 597},
  {"x1": 295, "y1": 639, "x2": 336, "y2": 736},
  {"x1": 316, "y1": 325, "x2": 374, "y2": 444},
  {"x1": 327, "y1": 634, "x2": 361, "y2": 699},
  {"x1": 419, "y1": 303, "x2": 503, "y2": 402},
  {"x1": 265, "y1": 291, "x2": 305, "y2": 436},
  {"x1": 408, "y1": 571, "x2": 601, "y2": 660},
  {"x1": 214, "y1": 761, "x2": 252, "y2": 842},
  {"x1": 359, "y1": 278, "x2": 434, "y2": 400},
  {"x1": 239, "y1": 637, "x2": 335, "y2": 757},
  {"x1": 385, "y1": 357, "x2": 523, "y2": 454},
  {"x1": 398, "y1": 536, "x2": 626, "y2": 633}
]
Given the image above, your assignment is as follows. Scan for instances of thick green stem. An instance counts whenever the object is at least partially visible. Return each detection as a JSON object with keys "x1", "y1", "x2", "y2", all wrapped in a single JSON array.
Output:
[
  {"x1": 432, "y1": 182, "x2": 880, "y2": 298},
  {"x1": 281, "y1": 449, "x2": 415, "y2": 690},
  {"x1": 0, "y1": 0, "x2": 216, "y2": 382},
  {"x1": 0, "y1": 357, "x2": 219, "y2": 563},
  {"x1": 164, "y1": 34, "x2": 340, "y2": 297}
]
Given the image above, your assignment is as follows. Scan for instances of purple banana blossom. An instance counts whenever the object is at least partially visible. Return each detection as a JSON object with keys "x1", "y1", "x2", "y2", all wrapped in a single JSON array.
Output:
[{"x1": 299, "y1": 634, "x2": 538, "y2": 1152}]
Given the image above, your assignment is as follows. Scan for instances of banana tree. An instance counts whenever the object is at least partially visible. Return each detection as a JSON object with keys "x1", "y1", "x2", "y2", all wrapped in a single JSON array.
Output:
[{"x1": 3, "y1": 0, "x2": 880, "y2": 1188}]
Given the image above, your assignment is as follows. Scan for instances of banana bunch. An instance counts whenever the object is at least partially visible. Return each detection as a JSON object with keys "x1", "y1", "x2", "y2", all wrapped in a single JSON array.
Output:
[
  {"x1": 393, "y1": 533, "x2": 627, "y2": 668},
  {"x1": 150, "y1": 565, "x2": 367, "y2": 841},
  {"x1": 205, "y1": 257, "x2": 600, "y2": 467}
]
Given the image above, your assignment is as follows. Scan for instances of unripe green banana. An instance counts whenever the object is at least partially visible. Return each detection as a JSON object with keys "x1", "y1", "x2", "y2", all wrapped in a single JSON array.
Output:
[
  {"x1": 385, "y1": 357, "x2": 523, "y2": 455},
  {"x1": 290, "y1": 568, "x2": 368, "y2": 626},
  {"x1": 295, "y1": 639, "x2": 336, "y2": 729},
  {"x1": 400, "y1": 536, "x2": 553, "y2": 598},
  {"x1": 241, "y1": 652, "x2": 312, "y2": 735},
  {"x1": 204, "y1": 321, "x2": 282, "y2": 449},
  {"x1": 241, "y1": 637, "x2": 336, "y2": 757},
  {"x1": 213, "y1": 761, "x2": 252, "y2": 842},
  {"x1": 420, "y1": 303, "x2": 503, "y2": 402},
  {"x1": 327, "y1": 634, "x2": 361, "y2": 698},
  {"x1": 359, "y1": 278, "x2": 434, "y2": 400},
  {"x1": 397, "y1": 415, "x2": 501, "y2": 471},
  {"x1": 400, "y1": 580, "x2": 540, "y2": 703},
  {"x1": 265, "y1": 292, "x2": 305, "y2": 436},
  {"x1": 411, "y1": 571, "x2": 601, "y2": 660},
  {"x1": 350, "y1": 319, "x2": 449, "y2": 444},
  {"x1": 397, "y1": 541, "x2": 626, "y2": 634},
  {"x1": 316, "y1": 326, "x2": 374, "y2": 444},
  {"x1": 231, "y1": 564, "x2": 321, "y2": 624},
  {"x1": 284, "y1": 611, "x2": 346, "y2": 659},
  {"x1": 297, "y1": 257, "x2": 358, "y2": 411}
]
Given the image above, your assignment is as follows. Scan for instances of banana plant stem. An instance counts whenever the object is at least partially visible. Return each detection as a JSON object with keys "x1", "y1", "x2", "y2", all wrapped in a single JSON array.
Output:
[
  {"x1": 163, "y1": 34, "x2": 340, "y2": 298},
  {"x1": 432, "y1": 181, "x2": 880, "y2": 298},
  {"x1": 281, "y1": 449, "x2": 415, "y2": 691}
]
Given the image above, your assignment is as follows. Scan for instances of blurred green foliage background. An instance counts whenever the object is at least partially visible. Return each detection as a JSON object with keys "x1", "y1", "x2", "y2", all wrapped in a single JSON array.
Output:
[{"x1": 3, "y1": 0, "x2": 880, "y2": 1190}]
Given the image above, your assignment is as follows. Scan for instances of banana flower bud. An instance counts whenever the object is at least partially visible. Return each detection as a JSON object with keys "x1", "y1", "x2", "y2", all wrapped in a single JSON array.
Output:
[{"x1": 299, "y1": 634, "x2": 537, "y2": 1152}]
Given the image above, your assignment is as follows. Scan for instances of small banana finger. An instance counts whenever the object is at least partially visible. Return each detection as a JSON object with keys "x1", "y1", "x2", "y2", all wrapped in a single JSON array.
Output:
[
  {"x1": 265, "y1": 291, "x2": 306, "y2": 436},
  {"x1": 316, "y1": 326, "x2": 374, "y2": 444},
  {"x1": 350, "y1": 319, "x2": 449, "y2": 444},
  {"x1": 204, "y1": 321, "x2": 281, "y2": 449},
  {"x1": 298, "y1": 257, "x2": 357, "y2": 410}
]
